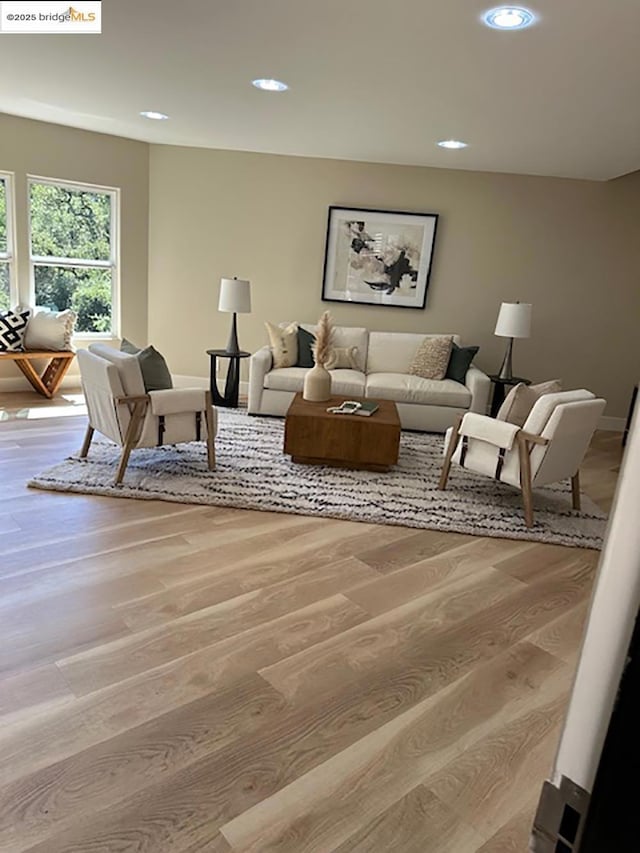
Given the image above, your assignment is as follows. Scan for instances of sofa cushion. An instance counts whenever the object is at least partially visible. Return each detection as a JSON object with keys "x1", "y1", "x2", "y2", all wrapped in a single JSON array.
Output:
[
  {"x1": 366, "y1": 373, "x2": 471, "y2": 407},
  {"x1": 296, "y1": 327, "x2": 315, "y2": 368},
  {"x1": 266, "y1": 321, "x2": 298, "y2": 368},
  {"x1": 264, "y1": 367, "x2": 308, "y2": 393},
  {"x1": 367, "y1": 332, "x2": 460, "y2": 375},
  {"x1": 300, "y1": 324, "x2": 368, "y2": 372},
  {"x1": 328, "y1": 368, "x2": 366, "y2": 397},
  {"x1": 446, "y1": 343, "x2": 479, "y2": 383},
  {"x1": 408, "y1": 336, "x2": 453, "y2": 380},
  {"x1": 265, "y1": 366, "x2": 366, "y2": 397},
  {"x1": 325, "y1": 346, "x2": 359, "y2": 370}
]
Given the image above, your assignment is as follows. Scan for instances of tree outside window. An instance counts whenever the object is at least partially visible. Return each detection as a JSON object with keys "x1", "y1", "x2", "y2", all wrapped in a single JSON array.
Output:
[
  {"x1": 0, "y1": 177, "x2": 12, "y2": 312},
  {"x1": 29, "y1": 180, "x2": 117, "y2": 334}
]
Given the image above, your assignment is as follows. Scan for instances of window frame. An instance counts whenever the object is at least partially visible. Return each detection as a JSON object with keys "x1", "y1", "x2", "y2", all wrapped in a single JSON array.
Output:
[
  {"x1": 27, "y1": 174, "x2": 120, "y2": 338},
  {"x1": 0, "y1": 170, "x2": 18, "y2": 309}
]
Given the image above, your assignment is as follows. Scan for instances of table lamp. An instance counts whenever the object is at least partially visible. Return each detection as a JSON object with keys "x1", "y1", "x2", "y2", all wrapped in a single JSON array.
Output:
[
  {"x1": 218, "y1": 277, "x2": 251, "y2": 354},
  {"x1": 494, "y1": 301, "x2": 532, "y2": 381}
]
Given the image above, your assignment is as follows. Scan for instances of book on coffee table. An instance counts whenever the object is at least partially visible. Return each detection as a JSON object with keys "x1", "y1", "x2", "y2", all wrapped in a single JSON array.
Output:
[{"x1": 354, "y1": 401, "x2": 379, "y2": 417}]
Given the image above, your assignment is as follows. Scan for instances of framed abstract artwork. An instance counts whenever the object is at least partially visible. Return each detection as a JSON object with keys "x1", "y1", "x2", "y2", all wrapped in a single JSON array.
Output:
[{"x1": 321, "y1": 206, "x2": 439, "y2": 310}]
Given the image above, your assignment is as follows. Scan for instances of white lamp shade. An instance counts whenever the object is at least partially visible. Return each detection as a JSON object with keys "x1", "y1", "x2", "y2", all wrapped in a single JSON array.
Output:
[
  {"x1": 218, "y1": 278, "x2": 252, "y2": 314},
  {"x1": 494, "y1": 302, "x2": 532, "y2": 338}
]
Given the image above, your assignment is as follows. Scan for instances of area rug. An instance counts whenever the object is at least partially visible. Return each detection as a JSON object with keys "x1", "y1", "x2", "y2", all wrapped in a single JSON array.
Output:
[{"x1": 28, "y1": 409, "x2": 607, "y2": 549}]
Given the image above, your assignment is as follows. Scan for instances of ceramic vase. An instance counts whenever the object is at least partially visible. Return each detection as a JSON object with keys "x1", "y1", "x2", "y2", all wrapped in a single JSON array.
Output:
[{"x1": 303, "y1": 363, "x2": 331, "y2": 402}]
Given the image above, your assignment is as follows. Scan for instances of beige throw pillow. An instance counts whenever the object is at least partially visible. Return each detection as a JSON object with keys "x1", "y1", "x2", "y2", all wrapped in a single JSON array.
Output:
[
  {"x1": 265, "y1": 321, "x2": 298, "y2": 368},
  {"x1": 325, "y1": 346, "x2": 359, "y2": 371},
  {"x1": 408, "y1": 336, "x2": 453, "y2": 380},
  {"x1": 497, "y1": 379, "x2": 563, "y2": 427},
  {"x1": 24, "y1": 309, "x2": 76, "y2": 351}
]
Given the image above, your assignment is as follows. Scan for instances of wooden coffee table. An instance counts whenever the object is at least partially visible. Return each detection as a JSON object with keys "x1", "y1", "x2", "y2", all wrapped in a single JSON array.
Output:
[{"x1": 284, "y1": 393, "x2": 401, "y2": 472}]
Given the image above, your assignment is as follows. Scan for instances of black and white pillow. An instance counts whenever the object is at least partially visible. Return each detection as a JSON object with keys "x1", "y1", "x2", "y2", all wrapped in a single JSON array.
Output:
[{"x1": 0, "y1": 307, "x2": 31, "y2": 352}]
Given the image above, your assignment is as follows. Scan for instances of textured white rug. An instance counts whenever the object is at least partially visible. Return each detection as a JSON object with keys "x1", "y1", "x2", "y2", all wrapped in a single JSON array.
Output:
[{"x1": 29, "y1": 409, "x2": 607, "y2": 549}]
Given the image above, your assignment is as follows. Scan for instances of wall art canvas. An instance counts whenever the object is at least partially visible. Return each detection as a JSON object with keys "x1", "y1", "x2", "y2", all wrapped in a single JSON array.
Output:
[{"x1": 321, "y1": 206, "x2": 439, "y2": 310}]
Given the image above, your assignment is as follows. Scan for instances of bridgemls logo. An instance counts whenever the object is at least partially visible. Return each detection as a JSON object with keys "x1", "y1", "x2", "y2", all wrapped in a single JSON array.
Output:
[{"x1": 0, "y1": 1, "x2": 102, "y2": 33}]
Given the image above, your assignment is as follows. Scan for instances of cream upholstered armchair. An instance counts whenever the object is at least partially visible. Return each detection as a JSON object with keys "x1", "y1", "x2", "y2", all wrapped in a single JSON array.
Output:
[
  {"x1": 439, "y1": 390, "x2": 606, "y2": 527},
  {"x1": 77, "y1": 344, "x2": 216, "y2": 485}
]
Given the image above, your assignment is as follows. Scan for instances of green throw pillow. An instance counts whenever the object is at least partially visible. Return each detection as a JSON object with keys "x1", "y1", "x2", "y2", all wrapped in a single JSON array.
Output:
[
  {"x1": 121, "y1": 338, "x2": 173, "y2": 392},
  {"x1": 446, "y1": 344, "x2": 479, "y2": 383},
  {"x1": 296, "y1": 327, "x2": 316, "y2": 368}
]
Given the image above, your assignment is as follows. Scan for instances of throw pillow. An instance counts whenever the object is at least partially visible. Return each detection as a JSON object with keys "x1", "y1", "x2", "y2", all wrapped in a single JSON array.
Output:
[
  {"x1": 408, "y1": 336, "x2": 453, "y2": 380},
  {"x1": 497, "y1": 379, "x2": 563, "y2": 427},
  {"x1": 325, "y1": 346, "x2": 360, "y2": 371},
  {"x1": 265, "y1": 321, "x2": 298, "y2": 368},
  {"x1": 24, "y1": 309, "x2": 76, "y2": 351},
  {"x1": 446, "y1": 343, "x2": 479, "y2": 383},
  {"x1": 120, "y1": 338, "x2": 173, "y2": 392},
  {"x1": 0, "y1": 307, "x2": 31, "y2": 352},
  {"x1": 296, "y1": 327, "x2": 315, "y2": 368}
]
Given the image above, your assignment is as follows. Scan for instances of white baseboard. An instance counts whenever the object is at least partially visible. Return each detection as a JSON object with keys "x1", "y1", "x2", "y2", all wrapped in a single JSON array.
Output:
[
  {"x1": 0, "y1": 374, "x2": 81, "y2": 393},
  {"x1": 173, "y1": 376, "x2": 250, "y2": 397},
  {"x1": 598, "y1": 416, "x2": 625, "y2": 432},
  {"x1": 171, "y1": 374, "x2": 209, "y2": 389}
]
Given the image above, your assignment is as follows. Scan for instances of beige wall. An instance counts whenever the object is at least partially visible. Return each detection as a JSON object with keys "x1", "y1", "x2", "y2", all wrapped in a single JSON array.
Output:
[
  {"x1": 0, "y1": 113, "x2": 149, "y2": 383},
  {"x1": 149, "y1": 146, "x2": 638, "y2": 418}
]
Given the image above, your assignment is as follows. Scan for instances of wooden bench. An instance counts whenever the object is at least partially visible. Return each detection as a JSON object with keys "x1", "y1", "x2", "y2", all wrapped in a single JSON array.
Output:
[{"x1": 0, "y1": 350, "x2": 76, "y2": 398}]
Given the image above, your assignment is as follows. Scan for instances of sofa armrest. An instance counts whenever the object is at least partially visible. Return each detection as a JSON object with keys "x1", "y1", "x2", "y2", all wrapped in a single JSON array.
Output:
[
  {"x1": 465, "y1": 366, "x2": 491, "y2": 415},
  {"x1": 248, "y1": 346, "x2": 273, "y2": 413}
]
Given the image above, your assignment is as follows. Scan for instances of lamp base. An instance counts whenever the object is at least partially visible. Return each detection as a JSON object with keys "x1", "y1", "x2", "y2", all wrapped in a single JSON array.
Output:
[
  {"x1": 497, "y1": 337, "x2": 514, "y2": 381},
  {"x1": 225, "y1": 313, "x2": 240, "y2": 355}
]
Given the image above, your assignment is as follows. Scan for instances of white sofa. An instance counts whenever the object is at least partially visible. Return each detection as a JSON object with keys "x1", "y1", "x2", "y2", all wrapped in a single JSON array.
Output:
[{"x1": 248, "y1": 325, "x2": 491, "y2": 432}]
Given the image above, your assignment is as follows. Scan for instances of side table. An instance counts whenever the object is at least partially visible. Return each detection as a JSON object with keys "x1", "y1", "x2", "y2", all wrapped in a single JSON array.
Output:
[
  {"x1": 489, "y1": 375, "x2": 531, "y2": 417},
  {"x1": 206, "y1": 349, "x2": 250, "y2": 408}
]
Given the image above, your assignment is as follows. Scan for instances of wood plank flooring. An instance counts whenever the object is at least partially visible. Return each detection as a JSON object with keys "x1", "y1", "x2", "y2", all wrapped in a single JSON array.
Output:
[{"x1": 0, "y1": 392, "x2": 623, "y2": 853}]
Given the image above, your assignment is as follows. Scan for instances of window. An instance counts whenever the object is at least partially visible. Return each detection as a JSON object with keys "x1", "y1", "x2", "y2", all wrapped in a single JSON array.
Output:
[
  {"x1": 29, "y1": 178, "x2": 118, "y2": 335},
  {"x1": 0, "y1": 173, "x2": 15, "y2": 312}
]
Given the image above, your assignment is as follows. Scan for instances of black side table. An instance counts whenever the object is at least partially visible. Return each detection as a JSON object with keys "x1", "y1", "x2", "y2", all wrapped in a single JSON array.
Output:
[
  {"x1": 489, "y1": 375, "x2": 531, "y2": 417},
  {"x1": 207, "y1": 349, "x2": 250, "y2": 408}
]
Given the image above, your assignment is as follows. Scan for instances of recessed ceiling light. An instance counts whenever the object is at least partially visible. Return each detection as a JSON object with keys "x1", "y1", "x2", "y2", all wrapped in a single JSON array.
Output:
[
  {"x1": 252, "y1": 78, "x2": 289, "y2": 92},
  {"x1": 437, "y1": 139, "x2": 468, "y2": 149},
  {"x1": 483, "y1": 6, "x2": 536, "y2": 30},
  {"x1": 140, "y1": 110, "x2": 169, "y2": 120}
]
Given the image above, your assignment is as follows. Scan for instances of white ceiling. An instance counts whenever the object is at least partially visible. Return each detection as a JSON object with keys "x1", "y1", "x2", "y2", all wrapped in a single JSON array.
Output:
[{"x1": 1, "y1": 0, "x2": 639, "y2": 180}]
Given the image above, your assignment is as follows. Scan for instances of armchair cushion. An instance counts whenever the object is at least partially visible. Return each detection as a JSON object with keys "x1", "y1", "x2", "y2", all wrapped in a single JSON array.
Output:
[
  {"x1": 148, "y1": 388, "x2": 209, "y2": 416},
  {"x1": 524, "y1": 389, "x2": 595, "y2": 436},
  {"x1": 497, "y1": 379, "x2": 562, "y2": 426},
  {"x1": 89, "y1": 344, "x2": 146, "y2": 397},
  {"x1": 459, "y1": 412, "x2": 520, "y2": 450},
  {"x1": 121, "y1": 339, "x2": 173, "y2": 392}
]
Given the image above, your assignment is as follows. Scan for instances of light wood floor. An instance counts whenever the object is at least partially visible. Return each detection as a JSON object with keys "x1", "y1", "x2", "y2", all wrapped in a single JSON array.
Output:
[{"x1": 0, "y1": 391, "x2": 623, "y2": 853}]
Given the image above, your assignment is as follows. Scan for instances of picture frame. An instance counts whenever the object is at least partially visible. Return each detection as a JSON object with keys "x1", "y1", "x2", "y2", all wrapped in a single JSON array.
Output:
[{"x1": 321, "y1": 206, "x2": 439, "y2": 310}]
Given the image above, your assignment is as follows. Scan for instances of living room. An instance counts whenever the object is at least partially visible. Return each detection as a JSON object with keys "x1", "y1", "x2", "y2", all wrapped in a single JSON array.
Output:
[{"x1": 1, "y1": 2, "x2": 639, "y2": 851}]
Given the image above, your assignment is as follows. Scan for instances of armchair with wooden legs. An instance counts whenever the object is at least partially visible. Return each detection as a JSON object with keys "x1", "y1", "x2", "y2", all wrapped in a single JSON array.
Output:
[
  {"x1": 439, "y1": 390, "x2": 606, "y2": 528},
  {"x1": 77, "y1": 345, "x2": 216, "y2": 485}
]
